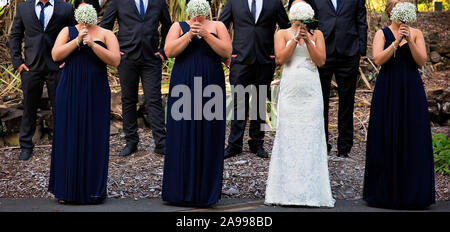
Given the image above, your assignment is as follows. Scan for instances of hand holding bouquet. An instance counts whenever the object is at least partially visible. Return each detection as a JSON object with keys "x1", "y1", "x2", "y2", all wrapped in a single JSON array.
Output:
[
  {"x1": 390, "y1": 2, "x2": 416, "y2": 41},
  {"x1": 289, "y1": 2, "x2": 317, "y2": 36},
  {"x1": 74, "y1": 4, "x2": 98, "y2": 46}
]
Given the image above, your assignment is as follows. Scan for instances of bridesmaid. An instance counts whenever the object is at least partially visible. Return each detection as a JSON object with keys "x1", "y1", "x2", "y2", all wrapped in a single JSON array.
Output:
[
  {"x1": 48, "y1": 0, "x2": 120, "y2": 204},
  {"x1": 162, "y1": 2, "x2": 232, "y2": 206},
  {"x1": 363, "y1": 0, "x2": 435, "y2": 209}
]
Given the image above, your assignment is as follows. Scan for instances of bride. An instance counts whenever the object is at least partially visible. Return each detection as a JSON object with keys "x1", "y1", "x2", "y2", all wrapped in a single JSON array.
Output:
[{"x1": 265, "y1": 0, "x2": 335, "y2": 207}]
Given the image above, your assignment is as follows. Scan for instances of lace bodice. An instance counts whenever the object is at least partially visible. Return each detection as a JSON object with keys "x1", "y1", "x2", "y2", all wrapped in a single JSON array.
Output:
[{"x1": 283, "y1": 37, "x2": 317, "y2": 73}]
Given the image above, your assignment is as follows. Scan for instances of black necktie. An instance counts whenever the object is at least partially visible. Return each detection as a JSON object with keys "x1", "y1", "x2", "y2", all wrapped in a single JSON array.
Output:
[
  {"x1": 251, "y1": 0, "x2": 256, "y2": 21},
  {"x1": 38, "y1": 2, "x2": 51, "y2": 29}
]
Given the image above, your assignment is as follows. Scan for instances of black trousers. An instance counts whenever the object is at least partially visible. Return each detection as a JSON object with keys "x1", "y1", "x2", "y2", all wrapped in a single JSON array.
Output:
[
  {"x1": 227, "y1": 62, "x2": 275, "y2": 152},
  {"x1": 118, "y1": 57, "x2": 166, "y2": 148},
  {"x1": 318, "y1": 54, "x2": 360, "y2": 153},
  {"x1": 19, "y1": 70, "x2": 59, "y2": 150}
]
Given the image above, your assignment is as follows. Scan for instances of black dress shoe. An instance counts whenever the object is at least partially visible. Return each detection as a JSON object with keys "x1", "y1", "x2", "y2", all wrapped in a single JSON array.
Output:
[
  {"x1": 120, "y1": 144, "x2": 137, "y2": 157},
  {"x1": 337, "y1": 151, "x2": 349, "y2": 158},
  {"x1": 250, "y1": 146, "x2": 269, "y2": 158},
  {"x1": 154, "y1": 146, "x2": 165, "y2": 156},
  {"x1": 224, "y1": 146, "x2": 241, "y2": 159},
  {"x1": 19, "y1": 149, "x2": 33, "y2": 161}
]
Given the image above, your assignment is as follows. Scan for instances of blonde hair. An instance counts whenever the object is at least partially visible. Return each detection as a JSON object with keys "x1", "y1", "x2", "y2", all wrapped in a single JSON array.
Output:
[{"x1": 385, "y1": 0, "x2": 410, "y2": 18}]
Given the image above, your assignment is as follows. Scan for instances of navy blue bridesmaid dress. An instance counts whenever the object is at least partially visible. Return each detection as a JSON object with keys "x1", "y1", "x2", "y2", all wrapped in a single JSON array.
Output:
[
  {"x1": 162, "y1": 22, "x2": 226, "y2": 207},
  {"x1": 363, "y1": 27, "x2": 435, "y2": 209},
  {"x1": 48, "y1": 26, "x2": 111, "y2": 204}
]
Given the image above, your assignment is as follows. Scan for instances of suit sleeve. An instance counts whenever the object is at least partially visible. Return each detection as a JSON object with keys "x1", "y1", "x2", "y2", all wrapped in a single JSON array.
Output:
[
  {"x1": 158, "y1": 0, "x2": 172, "y2": 59},
  {"x1": 68, "y1": 4, "x2": 77, "y2": 26},
  {"x1": 277, "y1": 0, "x2": 290, "y2": 29},
  {"x1": 100, "y1": 0, "x2": 118, "y2": 30},
  {"x1": 218, "y1": 0, "x2": 232, "y2": 29},
  {"x1": 9, "y1": 6, "x2": 25, "y2": 70},
  {"x1": 357, "y1": 0, "x2": 368, "y2": 56}
]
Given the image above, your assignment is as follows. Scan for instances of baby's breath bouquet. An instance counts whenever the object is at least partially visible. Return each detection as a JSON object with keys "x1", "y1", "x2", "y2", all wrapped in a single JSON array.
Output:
[
  {"x1": 289, "y1": 2, "x2": 318, "y2": 35},
  {"x1": 390, "y1": 2, "x2": 417, "y2": 24},
  {"x1": 74, "y1": 4, "x2": 98, "y2": 25},
  {"x1": 186, "y1": 0, "x2": 211, "y2": 18}
]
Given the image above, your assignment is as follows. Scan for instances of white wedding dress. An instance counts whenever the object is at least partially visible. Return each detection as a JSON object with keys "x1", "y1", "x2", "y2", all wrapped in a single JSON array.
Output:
[{"x1": 264, "y1": 36, "x2": 335, "y2": 207}]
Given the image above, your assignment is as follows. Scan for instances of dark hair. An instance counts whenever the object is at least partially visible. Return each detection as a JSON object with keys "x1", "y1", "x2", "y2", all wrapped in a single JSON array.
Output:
[
  {"x1": 288, "y1": 0, "x2": 316, "y2": 10},
  {"x1": 288, "y1": 0, "x2": 318, "y2": 31},
  {"x1": 74, "y1": 0, "x2": 101, "y2": 13}
]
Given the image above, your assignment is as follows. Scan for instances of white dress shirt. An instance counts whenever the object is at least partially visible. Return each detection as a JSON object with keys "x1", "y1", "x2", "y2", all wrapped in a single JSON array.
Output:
[
  {"x1": 35, "y1": 0, "x2": 54, "y2": 30},
  {"x1": 134, "y1": 0, "x2": 148, "y2": 14},
  {"x1": 331, "y1": 0, "x2": 338, "y2": 11},
  {"x1": 248, "y1": 0, "x2": 263, "y2": 23}
]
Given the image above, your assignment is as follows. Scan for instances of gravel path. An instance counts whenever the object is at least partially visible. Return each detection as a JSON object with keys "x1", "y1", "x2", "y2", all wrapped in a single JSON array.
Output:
[{"x1": 0, "y1": 73, "x2": 449, "y2": 201}]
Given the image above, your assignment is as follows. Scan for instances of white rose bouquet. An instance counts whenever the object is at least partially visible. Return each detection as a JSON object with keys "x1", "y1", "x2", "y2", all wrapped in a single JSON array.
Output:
[
  {"x1": 74, "y1": 4, "x2": 98, "y2": 25},
  {"x1": 289, "y1": 2, "x2": 318, "y2": 36},
  {"x1": 390, "y1": 2, "x2": 417, "y2": 24},
  {"x1": 289, "y1": 2, "x2": 316, "y2": 24},
  {"x1": 186, "y1": 0, "x2": 211, "y2": 18}
]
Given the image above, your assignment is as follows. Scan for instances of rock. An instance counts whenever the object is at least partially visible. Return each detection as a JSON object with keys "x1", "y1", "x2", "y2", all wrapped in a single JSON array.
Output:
[
  {"x1": 224, "y1": 187, "x2": 239, "y2": 196},
  {"x1": 427, "y1": 87, "x2": 450, "y2": 126},
  {"x1": 110, "y1": 120, "x2": 122, "y2": 135},
  {"x1": 430, "y1": 51, "x2": 441, "y2": 63},
  {"x1": 32, "y1": 125, "x2": 42, "y2": 144},
  {"x1": 429, "y1": 44, "x2": 450, "y2": 54},
  {"x1": 0, "y1": 108, "x2": 23, "y2": 134},
  {"x1": 345, "y1": 189, "x2": 355, "y2": 196},
  {"x1": 233, "y1": 160, "x2": 247, "y2": 165},
  {"x1": 3, "y1": 133, "x2": 19, "y2": 146},
  {"x1": 137, "y1": 117, "x2": 146, "y2": 129},
  {"x1": 110, "y1": 91, "x2": 122, "y2": 120},
  {"x1": 38, "y1": 110, "x2": 53, "y2": 130}
]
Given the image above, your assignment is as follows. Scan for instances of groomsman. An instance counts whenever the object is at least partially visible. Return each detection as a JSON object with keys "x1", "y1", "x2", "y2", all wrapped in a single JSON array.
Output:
[
  {"x1": 313, "y1": 0, "x2": 368, "y2": 157},
  {"x1": 219, "y1": 0, "x2": 290, "y2": 159},
  {"x1": 100, "y1": 0, "x2": 172, "y2": 156},
  {"x1": 9, "y1": 0, "x2": 76, "y2": 160}
]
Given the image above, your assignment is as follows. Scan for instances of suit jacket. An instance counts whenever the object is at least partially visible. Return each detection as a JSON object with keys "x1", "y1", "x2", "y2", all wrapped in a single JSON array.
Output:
[
  {"x1": 9, "y1": 0, "x2": 76, "y2": 72},
  {"x1": 100, "y1": 0, "x2": 172, "y2": 61},
  {"x1": 218, "y1": 0, "x2": 290, "y2": 64},
  {"x1": 312, "y1": 0, "x2": 368, "y2": 57}
]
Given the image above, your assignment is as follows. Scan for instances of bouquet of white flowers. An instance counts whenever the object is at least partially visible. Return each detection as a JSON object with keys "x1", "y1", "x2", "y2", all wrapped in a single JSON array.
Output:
[
  {"x1": 186, "y1": 0, "x2": 211, "y2": 18},
  {"x1": 390, "y1": 2, "x2": 417, "y2": 24},
  {"x1": 75, "y1": 4, "x2": 98, "y2": 25},
  {"x1": 289, "y1": 2, "x2": 318, "y2": 36},
  {"x1": 289, "y1": 2, "x2": 316, "y2": 24}
]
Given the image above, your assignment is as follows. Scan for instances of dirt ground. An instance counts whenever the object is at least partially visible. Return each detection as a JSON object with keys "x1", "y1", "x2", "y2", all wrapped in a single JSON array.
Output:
[{"x1": 0, "y1": 70, "x2": 448, "y2": 201}]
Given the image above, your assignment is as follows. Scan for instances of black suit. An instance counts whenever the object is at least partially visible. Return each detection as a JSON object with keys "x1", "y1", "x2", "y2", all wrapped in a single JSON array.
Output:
[
  {"x1": 219, "y1": 0, "x2": 289, "y2": 152},
  {"x1": 9, "y1": 0, "x2": 76, "y2": 150},
  {"x1": 100, "y1": 0, "x2": 172, "y2": 148},
  {"x1": 313, "y1": 0, "x2": 368, "y2": 154}
]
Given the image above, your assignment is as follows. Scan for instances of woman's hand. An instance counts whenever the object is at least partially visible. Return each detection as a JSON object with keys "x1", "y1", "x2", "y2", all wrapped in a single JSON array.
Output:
[
  {"x1": 78, "y1": 26, "x2": 88, "y2": 46},
  {"x1": 299, "y1": 26, "x2": 313, "y2": 44},
  {"x1": 83, "y1": 31, "x2": 95, "y2": 48},
  {"x1": 190, "y1": 22, "x2": 208, "y2": 38},
  {"x1": 399, "y1": 23, "x2": 411, "y2": 42}
]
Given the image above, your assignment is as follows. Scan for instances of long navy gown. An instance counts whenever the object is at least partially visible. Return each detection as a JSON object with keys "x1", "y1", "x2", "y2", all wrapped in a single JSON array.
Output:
[
  {"x1": 363, "y1": 27, "x2": 435, "y2": 209},
  {"x1": 49, "y1": 26, "x2": 111, "y2": 204},
  {"x1": 162, "y1": 22, "x2": 226, "y2": 206}
]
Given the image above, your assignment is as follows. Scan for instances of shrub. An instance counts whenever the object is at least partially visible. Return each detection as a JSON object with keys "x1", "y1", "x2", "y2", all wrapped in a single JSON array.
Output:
[{"x1": 433, "y1": 133, "x2": 450, "y2": 175}]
